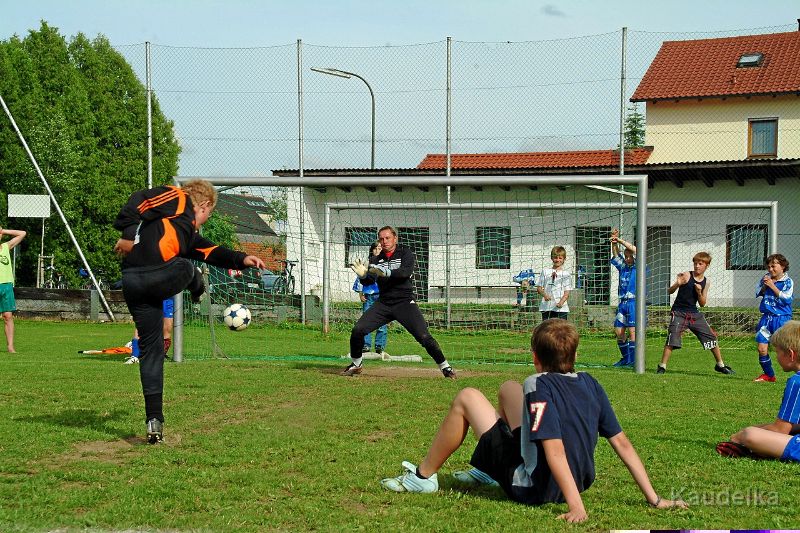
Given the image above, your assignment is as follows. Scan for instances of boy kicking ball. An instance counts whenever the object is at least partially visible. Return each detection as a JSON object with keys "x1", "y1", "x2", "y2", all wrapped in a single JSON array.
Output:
[
  {"x1": 380, "y1": 319, "x2": 687, "y2": 523},
  {"x1": 717, "y1": 320, "x2": 800, "y2": 460}
]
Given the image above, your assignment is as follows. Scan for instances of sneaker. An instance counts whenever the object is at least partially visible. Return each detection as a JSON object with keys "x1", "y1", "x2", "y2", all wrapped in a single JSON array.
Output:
[
  {"x1": 146, "y1": 418, "x2": 163, "y2": 444},
  {"x1": 753, "y1": 374, "x2": 776, "y2": 382},
  {"x1": 340, "y1": 362, "x2": 363, "y2": 376},
  {"x1": 714, "y1": 364, "x2": 735, "y2": 375},
  {"x1": 380, "y1": 461, "x2": 438, "y2": 493},
  {"x1": 612, "y1": 358, "x2": 628, "y2": 368},
  {"x1": 656, "y1": 365, "x2": 666, "y2": 374},
  {"x1": 361, "y1": 345, "x2": 370, "y2": 353},
  {"x1": 442, "y1": 366, "x2": 457, "y2": 379},
  {"x1": 452, "y1": 468, "x2": 499, "y2": 486},
  {"x1": 123, "y1": 356, "x2": 139, "y2": 365},
  {"x1": 375, "y1": 346, "x2": 384, "y2": 354}
]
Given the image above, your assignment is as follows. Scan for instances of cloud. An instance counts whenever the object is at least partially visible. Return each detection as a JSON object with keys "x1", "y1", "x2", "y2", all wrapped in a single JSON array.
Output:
[{"x1": 541, "y1": 4, "x2": 566, "y2": 17}]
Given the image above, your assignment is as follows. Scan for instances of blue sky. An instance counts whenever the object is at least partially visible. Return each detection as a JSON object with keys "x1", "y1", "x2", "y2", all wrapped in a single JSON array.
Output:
[{"x1": 1, "y1": 0, "x2": 798, "y2": 47}]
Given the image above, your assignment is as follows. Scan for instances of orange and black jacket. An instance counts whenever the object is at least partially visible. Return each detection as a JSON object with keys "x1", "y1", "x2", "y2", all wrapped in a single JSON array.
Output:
[{"x1": 113, "y1": 186, "x2": 247, "y2": 270}]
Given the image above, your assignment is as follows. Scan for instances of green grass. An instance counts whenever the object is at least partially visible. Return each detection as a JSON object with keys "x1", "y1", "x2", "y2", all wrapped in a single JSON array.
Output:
[{"x1": 1, "y1": 320, "x2": 797, "y2": 531}]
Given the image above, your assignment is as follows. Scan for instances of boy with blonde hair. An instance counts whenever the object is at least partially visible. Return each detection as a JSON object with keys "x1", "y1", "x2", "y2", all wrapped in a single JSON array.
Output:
[
  {"x1": 657, "y1": 252, "x2": 734, "y2": 375},
  {"x1": 380, "y1": 319, "x2": 687, "y2": 522},
  {"x1": 114, "y1": 179, "x2": 265, "y2": 443},
  {"x1": 717, "y1": 320, "x2": 800, "y2": 460},
  {"x1": 535, "y1": 246, "x2": 572, "y2": 321}
]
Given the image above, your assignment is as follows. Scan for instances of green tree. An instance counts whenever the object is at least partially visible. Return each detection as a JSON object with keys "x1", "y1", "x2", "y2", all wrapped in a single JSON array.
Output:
[
  {"x1": 623, "y1": 102, "x2": 646, "y2": 149},
  {"x1": 0, "y1": 22, "x2": 180, "y2": 287}
]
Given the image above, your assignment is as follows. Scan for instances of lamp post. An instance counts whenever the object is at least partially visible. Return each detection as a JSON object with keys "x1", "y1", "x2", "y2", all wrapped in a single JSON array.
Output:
[{"x1": 311, "y1": 67, "x2": 375, "y2": 169}]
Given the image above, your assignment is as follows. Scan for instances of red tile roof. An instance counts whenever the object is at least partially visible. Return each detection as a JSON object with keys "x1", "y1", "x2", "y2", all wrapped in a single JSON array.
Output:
[
  {"x1": 417, "y1": 148, "x2": 652, "y2": 170},
  {"x1": 632, "y1": 31, "x2": 800, "y2": 101}
]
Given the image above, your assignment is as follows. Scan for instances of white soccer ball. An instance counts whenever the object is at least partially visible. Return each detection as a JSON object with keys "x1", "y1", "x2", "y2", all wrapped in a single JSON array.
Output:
[{"x1": 223, "y1": 303, "x2": 251, "y2": 331}]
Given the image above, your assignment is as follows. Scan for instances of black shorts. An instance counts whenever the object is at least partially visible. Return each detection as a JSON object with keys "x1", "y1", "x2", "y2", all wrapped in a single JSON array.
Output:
[
  {"x1": 470, "y1": 419, "x2": 524, "y2": 499},
  {"x1": 666, "y1": 309, "x2": 718, "y2": 350}
]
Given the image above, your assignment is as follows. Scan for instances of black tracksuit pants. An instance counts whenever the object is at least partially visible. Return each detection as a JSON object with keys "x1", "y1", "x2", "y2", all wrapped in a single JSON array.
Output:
[
  {"x1": 122, "y1": 258, "x2": 203, "y2": 423},
  {"x1": 350, "y1": 299, "x2": 445, "y2": 365}
]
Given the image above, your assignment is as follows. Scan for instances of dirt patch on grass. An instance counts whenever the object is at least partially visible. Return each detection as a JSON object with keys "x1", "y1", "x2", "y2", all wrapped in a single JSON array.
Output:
[{"x1": 497, "y1": 347, "x2": 529, "y2": 355}]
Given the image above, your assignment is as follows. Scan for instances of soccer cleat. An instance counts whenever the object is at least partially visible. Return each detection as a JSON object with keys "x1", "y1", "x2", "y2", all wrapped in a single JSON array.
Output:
[
  {"x1": 452, "y1": 468, "x2": 499, "y2": 486},
  {"x1": 442, "y1": 366, "x2": 457, "y2": 379},
  {"x1": 612, "y1": 358, "x2": 629, "y2": 368},
  {"x1": 714, "y1": 364, "x2": 735, "y2": 375},
  {"x1": 655, "y1": 365, "x2": 666, "y2": 374},
  {"x1": 123, "y1": 356, "x2": 139, "y2": 365},
  {"x1": 340, "y1": 362, "x2": 363, "y2": 376},
  {"x1": 380, "y1": 461, "x2": 438, "y2": 493},
  {"x1": 361, "y1": 345, "x2": 370, "y2": 353},
  {"x1": 753, "y1": 374, "x2": 776, "y2": 383},
  {"x1": 146, "y1": 418, "x2": 163, "y2": 444},
  {"x1": 375, "y1": 346, "x2": 384, "y2": 354}
]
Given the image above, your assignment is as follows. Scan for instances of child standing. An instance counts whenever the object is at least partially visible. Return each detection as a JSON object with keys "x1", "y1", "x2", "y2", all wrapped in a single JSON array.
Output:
[
  {"x1": 512, "y1": 268, "x2": 537, "y2": 308},
  {"x1": 352, "y1": 242, "x2": 388, "y2": 354},
  {"x1": 0, "y1": 226, "x2": 26, "y2": 353},
  {"x1": 379, "y1": 319, "x2": 687, "y2": 522},
  {"x1": 657, "y1": 252, "x2": 734, "y2": 375},
  {"x1": 754, "y1": 254, "x2": 794, "y2": 382},
  {"x1": 717, "y1": 320, "x2": 800, "y2": 460},
  {"x1": 113, "y1": 180, "x2": 265, "y2": 443},
  {"x1": 610, "y1": 228, "x2": 637, "y2": 367},
  {"x1": 535, "y1": 246, "x2": 572, "y2": 321}
]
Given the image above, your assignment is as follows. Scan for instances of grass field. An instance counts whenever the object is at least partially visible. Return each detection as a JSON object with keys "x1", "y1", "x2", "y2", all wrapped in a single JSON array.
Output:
[{"x1": 1, "y1": 320, "x2": 798, "y2": 531}]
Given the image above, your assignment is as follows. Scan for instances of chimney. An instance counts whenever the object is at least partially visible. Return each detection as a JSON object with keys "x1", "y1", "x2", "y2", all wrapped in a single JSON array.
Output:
[{"x1": 797, "y1": 18, "x2": 800, "y2": 31}]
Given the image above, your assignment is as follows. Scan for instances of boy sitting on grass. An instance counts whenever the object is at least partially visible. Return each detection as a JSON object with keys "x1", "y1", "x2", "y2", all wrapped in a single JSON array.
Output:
[
  {"x1": 380, "y1": 319, "x2": 687, "y2": 523},
  {"x1": 717, "y1": 320, "x2": 800, "y2": 460}
]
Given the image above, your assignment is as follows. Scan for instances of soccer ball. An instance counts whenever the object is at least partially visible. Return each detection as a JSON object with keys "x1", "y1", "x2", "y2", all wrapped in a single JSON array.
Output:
[{"x1": 223, "y1": 303, "x2": 251, "y2": 331}]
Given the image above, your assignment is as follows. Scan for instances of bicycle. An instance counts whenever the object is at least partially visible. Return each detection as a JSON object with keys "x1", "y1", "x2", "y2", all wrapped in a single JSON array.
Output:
[
  {"x1": 79, "y1": 267, "x2": 111, "y2": 291},
  {"x1": 271, "y1": 260, "x2": 297, "y2": 295},
  {"x1": 43, "y1": 265, "x2": 67, "y2": 289}
]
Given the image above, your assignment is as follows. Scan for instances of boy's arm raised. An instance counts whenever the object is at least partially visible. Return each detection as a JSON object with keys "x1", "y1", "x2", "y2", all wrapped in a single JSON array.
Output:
[
  {"x1": 541, "y1": 438, "x2": 587, "y2": 523},
  {"x1": 607, "y1": 432, "x2": 687, "y2": 510}
]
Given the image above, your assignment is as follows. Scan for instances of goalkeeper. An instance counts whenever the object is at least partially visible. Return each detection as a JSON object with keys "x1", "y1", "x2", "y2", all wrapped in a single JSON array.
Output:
[
  {"x1": 343, "y1": 226, "x2": 454, "y2": 378},
  {"x1": 113, "y1": 179, "x2": 265, "y2": 444}
]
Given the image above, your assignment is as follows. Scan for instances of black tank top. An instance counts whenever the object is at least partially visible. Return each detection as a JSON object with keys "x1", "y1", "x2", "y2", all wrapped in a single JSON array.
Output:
[{"x1": 672, "y1": 274, "x2": 705, "y2": 311}]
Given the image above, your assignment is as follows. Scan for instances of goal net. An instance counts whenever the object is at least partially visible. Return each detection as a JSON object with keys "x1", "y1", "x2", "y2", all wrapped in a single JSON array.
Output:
[{"x1": 175, "y1": 176, "x2": 775, "y2": 367}]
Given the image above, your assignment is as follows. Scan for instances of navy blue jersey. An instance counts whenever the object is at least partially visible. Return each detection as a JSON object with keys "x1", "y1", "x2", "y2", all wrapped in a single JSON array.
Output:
[
  {"x1": 757, "y1": 274, "x2": 794, "y2": 317},
  {"x1": 514, "y1": 372, "x2": 622, "y2": 504},
  {"x1": 672, "y1": 274, "x2": 706, "y2": 312}
]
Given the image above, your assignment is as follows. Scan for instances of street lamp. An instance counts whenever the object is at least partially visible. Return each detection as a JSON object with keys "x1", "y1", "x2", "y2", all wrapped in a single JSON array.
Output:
[{"x1": 311, "y1": 67, "x2": 375, "y2": 169}]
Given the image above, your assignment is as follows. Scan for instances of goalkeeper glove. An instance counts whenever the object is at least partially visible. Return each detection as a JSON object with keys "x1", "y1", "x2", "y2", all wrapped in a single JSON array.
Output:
[
  {"x1": 368, "y1": 263, "x2": 391, "y2": 277},
  {"x1": 350, "y1": 257, "x2": 368, "y2": 278}
]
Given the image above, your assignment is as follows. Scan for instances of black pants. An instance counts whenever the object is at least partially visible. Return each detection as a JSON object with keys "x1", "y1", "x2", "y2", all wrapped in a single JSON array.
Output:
[
  {"x1": 350, "y1": 299, "x2": 445, "y2": 365},
  {"x1": 122, "y1": 258, "x2": 202, "y2": 422},
  {"x1": 540, "y1": 311, "x2": 568, "y2": 321}
]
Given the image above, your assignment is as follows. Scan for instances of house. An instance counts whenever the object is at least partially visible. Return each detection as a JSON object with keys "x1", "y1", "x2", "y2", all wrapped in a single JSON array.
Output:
[
  {"x1": 215, "y1": 191, "x2": 284, "y2": 271},
  {"x1": 279, "y1": 30, "x2": 800, "y2": 309}
]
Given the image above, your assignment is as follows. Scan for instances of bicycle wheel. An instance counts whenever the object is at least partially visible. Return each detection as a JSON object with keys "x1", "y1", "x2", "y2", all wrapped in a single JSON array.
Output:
[
  {"x1": 272, "y1": 276, "x2": 287, "y2": 295},
  {"x1": 287, "y1": 276, "x2": 295, "y2": 294}
]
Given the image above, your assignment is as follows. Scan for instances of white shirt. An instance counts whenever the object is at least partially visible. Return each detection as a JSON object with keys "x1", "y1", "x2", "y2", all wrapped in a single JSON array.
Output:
[{"x1": 536, "y1": 268, "x2": 573, "y2": 312}]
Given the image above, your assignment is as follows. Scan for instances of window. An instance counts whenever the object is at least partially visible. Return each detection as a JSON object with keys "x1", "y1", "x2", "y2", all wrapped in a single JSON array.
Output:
[
  {"x1": 575, "y1": 226, "x2": 611, "y2": 305},
  {"x1": 726, "y1": 225, "x2": 767, "y2": 270},
  {"x1": 737, "y1": 52, "x2": 764, "y2": 68},
  {"x1": 476, "y1": 227, "x2": 510, "y2": 269},
  {"x1": 748, "y1": 118, "x2": 777, "y2": 157},
  {"x1": 344, "y1": 227, "x2": 377, "y2": 266}
]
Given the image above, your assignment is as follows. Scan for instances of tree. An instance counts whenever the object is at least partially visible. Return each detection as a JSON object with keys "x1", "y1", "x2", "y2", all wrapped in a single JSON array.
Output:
[
  {"x1": 623, "y1": 102, "x2": 646, "y2": 149},
  {"x1": 0, "y1": 22, "x2": 180, "y2": 287}
]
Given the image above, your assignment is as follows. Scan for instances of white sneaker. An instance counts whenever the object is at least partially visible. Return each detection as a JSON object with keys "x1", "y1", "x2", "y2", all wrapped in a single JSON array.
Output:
[
  {"x1": 452, "y1": 468, "x2": 499, "y2": 486},
  {"x1": 380, "y1": 461, "x2": 438, "y2": 493},
  {"x1": 123, "y1": 356, "x2": 139, "y2": 365}
]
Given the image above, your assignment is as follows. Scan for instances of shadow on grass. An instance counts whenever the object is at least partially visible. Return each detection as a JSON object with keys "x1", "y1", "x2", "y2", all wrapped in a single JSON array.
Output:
[{"x1": 17, "y1": 408, "x2": 132, "y2": 439}]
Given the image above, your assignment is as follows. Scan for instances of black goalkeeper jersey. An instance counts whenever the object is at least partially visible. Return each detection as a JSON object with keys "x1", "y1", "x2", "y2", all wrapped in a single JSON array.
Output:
[{"x1": 361, "y1": 244, "x2": 416, "y2": 306}]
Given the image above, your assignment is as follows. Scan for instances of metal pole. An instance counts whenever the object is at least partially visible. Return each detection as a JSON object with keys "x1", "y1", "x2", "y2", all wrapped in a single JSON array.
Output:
[
  {"x1": 770, "y1": 201, "x2": 778, "y2": 253},
  {"x1": 297, "y1": 39, "x2": 306, "y2": 324},
  {"x1": 322, "y1": 205, "x2": 331, "y2": 333},
  {"x1": 146, "y1": 41, "x2": 153, "y2": 189},
  {"x1": 618, "y1": 27, "x2": 628, "y2": 230},
  {"x1": 445, "y1": 37, "x2": 452, "y2": 329},
  {"x1": 0, "y1": 93, "x2": 115, "y2": 321},
  {"x1": 634, "y1": 174, "x2": 647, "y2": 374},
  {"x1": 173, "y1": 292, "x2": 184, "y2": 362}
]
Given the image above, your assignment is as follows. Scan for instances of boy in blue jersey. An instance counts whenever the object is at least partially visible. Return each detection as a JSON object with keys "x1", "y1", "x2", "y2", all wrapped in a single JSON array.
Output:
[
  {"x1": 513, "y1": 268, "x2": 537, "y2": 308},
  {"x1": 718, "y1": 320, "x2": 800, "y2": 461},
  {"x1": 380, "y1": 319, "x2": 687, "y2": 522},
  {"x1": 353, "y1": 242, "x2": 387, "y2": 354},
  {"x1": 610, "y1": 228, "x2": 637, "y2": 367},
  {"x1": 754, "y1": 254, "x2": 794, "y2": 383}
]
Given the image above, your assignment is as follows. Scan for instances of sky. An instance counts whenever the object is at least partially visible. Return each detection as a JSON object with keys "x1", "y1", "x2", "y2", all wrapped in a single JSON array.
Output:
[{"x1": 1, "y1": 0, "x2": 798, "y2": 47}]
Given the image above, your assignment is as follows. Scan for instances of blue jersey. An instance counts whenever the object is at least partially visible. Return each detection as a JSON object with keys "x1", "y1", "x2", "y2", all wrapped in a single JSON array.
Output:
[
  {"x1": 611, "y1": 254, "x2": 636, "y2": 300},
  {"x1": 778, "y1": 372, "x2": 800, "y2": 423},
  {"x1": 353, "y1": 277, "x2": 379, "y2": 295},
  {"x1": 513, "y1": 269, "x2": 537, "y2": 285},
  {"x1": 757, "y1": 274, "x2": 793, "y2": 317}
]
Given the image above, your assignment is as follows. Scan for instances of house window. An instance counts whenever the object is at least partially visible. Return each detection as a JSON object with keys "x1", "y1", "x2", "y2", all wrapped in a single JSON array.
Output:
[
  {"x1": 737, "y1": 52, "x2": 763, "y2": 68},
  {"x1": 476, "y1": 227, "x2": 511, "y2": 269},
  {"x1": 748, "y1": 118, "x2": 777, "y2": 157},
  {"x1": 345, "y1": 227, "x2": 377, "y2": 267},
  {"x1": 726, "y1": 225, "x2": 767, "y2": 270}
]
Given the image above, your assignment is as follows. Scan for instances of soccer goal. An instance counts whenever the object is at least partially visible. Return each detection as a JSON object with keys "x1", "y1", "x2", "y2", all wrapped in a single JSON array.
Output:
[{"x1": 172, "y1": 175, "x2": 776, "y2": 373}]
